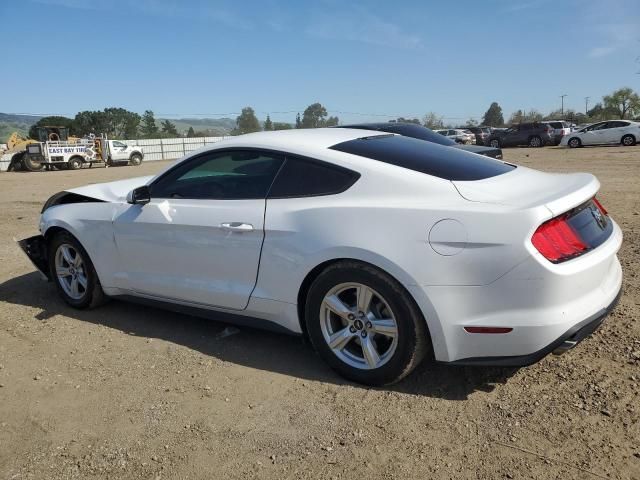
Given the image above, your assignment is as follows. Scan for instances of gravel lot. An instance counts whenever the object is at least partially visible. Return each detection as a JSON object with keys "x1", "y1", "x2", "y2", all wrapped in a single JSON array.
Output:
[{"x1": 0, "y1": 146, "x2": 638, "y2": 480}]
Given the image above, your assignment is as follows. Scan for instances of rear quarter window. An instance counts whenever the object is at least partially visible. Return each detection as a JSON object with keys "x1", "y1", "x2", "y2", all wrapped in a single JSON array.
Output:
[
  {"x1": 268, "y1": 156, "x2": 360, "y2": 198},
  {"x1": 329, "y1": 135, "x2": 515, "y2": 181}
]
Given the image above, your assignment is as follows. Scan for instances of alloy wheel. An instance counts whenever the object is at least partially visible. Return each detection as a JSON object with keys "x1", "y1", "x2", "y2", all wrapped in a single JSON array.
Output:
[
  {"x1": 320, "y1": 283, "x2": 398, "y2": 370},
  {"x1": 55, "y1": 243, "x2": 87, "y2": 300}
]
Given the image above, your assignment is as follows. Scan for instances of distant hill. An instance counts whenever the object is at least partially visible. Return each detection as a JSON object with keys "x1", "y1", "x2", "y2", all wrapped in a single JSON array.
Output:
[
  {"x1": 163, "y1": 118, "x2": 237, "y2": 136},
  {"x1": 0, "y1": 113, "x2": 42, "y2": 143},
  {"x1": 0, "y1": 113, "x2": 244, "y2": 142}
]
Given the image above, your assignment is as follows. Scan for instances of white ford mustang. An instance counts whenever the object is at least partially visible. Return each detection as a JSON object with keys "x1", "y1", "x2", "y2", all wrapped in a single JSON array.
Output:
[{"x1": 19, "y1": 128, "x2": 623, "y2": 385}]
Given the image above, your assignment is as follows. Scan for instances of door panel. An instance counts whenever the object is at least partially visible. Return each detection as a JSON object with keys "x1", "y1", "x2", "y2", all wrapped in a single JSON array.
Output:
[{"x1": 113, "y1": 199, "x2": 266, "y2": 310}]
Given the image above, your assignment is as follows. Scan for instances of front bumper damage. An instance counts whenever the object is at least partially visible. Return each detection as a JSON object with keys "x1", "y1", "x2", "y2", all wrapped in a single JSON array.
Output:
[{"x1": 17, "y1": 235, "x2": 50, "y2": 280}]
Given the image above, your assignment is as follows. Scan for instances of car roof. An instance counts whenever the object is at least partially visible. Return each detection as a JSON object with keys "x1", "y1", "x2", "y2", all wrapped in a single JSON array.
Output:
[{"x1": 205, "y1": 128, "x2": 391, "y2": 152}]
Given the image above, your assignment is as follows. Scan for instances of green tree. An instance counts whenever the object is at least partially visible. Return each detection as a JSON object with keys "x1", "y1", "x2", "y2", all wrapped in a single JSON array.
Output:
[
  {"x1": 422, "y1": 112, "x2": 444, "y2": 129},
  {"x1": 186, "y1": 126, "x2": 196, "y2": 137},
  {"x1": 295, "y1": 113, "x2": 302, "y2": 129},
  {"x1": 603, "y1": 87, "x2": 640, "y2": 119},
  {"x1": 234, "y1": 107, "x2": 261, "y2": 135},
  {"x1": 273, "y1": 122, "x2": 292, "y2": 130},
  {"x1": 465, "y1": 118, "x2": 479, "y2": 127},
  {"x1": 74, "y1": 110, "x2": 107, "y2": 136},
  {"x1": 28, "y1": 116, "x2": 75, "y2": 139},
  {"x1": 482, "y1": 102, "x2": 504, "y2": 127},
  {"x1": 264, "y1": 115, "x2": 274, "y2": 131},
  {"x1": 73, "y1": 108, "x2": 140, "y2": 138},
  {"x1": 394, "y1": 117, "x2": 421, "y2": 124},
  {"x1": 300, "y1": 103, "x2": 338, "y2": 128},
  {"x1": 140, "y1": 110, "x2": 159, "y2": 138},
  {"x1": 161, "y1": 119, "x2": 179, "y2": 136}
]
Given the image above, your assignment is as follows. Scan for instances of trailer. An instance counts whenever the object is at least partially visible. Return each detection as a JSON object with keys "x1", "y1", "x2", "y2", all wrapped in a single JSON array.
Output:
[{"x1": 7, "y1": 127, "x2": 144, "y2": 172}]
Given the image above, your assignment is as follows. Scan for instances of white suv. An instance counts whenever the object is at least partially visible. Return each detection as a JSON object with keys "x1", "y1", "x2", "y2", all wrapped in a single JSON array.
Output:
[
  {"x1": 546, "y1": 120, "x2": 572, "y2": 145},
  {"x1": 436, "y1": 129, "x2": 476, "y2": 145}
]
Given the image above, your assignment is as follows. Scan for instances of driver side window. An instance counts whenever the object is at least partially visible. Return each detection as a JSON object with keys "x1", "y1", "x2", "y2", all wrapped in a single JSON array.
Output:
[{"x1": 151, "y1": 150, "x2": 284, "y2": 200}]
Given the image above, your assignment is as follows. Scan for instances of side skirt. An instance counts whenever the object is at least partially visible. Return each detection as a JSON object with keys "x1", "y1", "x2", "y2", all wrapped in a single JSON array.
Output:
[{"x1": 115, "y1": 294, "x2": 301, "y2": 336}]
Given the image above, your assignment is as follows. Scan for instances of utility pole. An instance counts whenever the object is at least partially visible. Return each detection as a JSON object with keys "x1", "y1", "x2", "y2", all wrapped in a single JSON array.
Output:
[
  {"x1": 584, "y1": 96, "x2": 590, "y2": 115},
  {"x1": 560, "y1": 94, "x2": 567, "y2": 116}
]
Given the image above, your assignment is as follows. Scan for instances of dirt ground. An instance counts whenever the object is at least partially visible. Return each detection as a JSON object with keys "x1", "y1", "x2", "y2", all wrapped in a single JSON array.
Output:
[{"x1": 0, "y1": 145, "x2": 638, "y2": 480}]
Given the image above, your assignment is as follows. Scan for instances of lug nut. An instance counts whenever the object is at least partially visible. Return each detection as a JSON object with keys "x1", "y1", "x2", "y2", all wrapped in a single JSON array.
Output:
[
  {"x1": 348, "y1": 313, "x2": 355, "y2": 320},
  {"x1": 360, "y1": 331, "x2": 367, "y2": 338},
  {"x1": 358, "y1": 311, "x2": 365, "y2": 317},
  {"x1": 349, "y1": 326, "x2": 356, "y2": 333},
  {"x1": 366, "y1": 321, "x2": 372, "y2": 329}
]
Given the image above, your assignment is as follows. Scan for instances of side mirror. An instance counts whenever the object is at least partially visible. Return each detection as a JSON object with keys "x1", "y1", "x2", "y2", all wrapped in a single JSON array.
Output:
[{"x1": 127, "y1": 185, "x2": 151, "y2": 205}]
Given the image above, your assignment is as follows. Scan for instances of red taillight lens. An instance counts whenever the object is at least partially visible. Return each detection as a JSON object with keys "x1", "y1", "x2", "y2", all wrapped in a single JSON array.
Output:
[
  {"x1": 593, "y1": 197, "x2": 608, "y2": 215},
  {"x1": 531, "y1": 216, "x2": 587, "y2": 262}
]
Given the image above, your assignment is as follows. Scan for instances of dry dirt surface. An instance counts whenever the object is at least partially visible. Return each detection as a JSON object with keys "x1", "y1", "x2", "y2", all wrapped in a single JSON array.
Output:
[{"x1": 0, "y1": 146, "x2": 638, "y2": 480}]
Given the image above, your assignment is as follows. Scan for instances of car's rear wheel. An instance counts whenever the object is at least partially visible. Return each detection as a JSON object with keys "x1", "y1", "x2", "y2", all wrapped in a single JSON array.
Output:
[
  {"x1": 621, "y1": 134, "x2": 636, "y2": 146},
  {"x1": 305, "y1": 261, "x2": 430, "y2": 386},
  {"x1": 489, "y1": 139, "x2": 501, "y2": 148},
  {"x1": 68, "y1": 156, "x2": 83, "y2": 170},
  {"x1": 528, "y1": 136, "x2": 542, "y2": 147},
  {"x1": 568, "y1": 137, "x2": 582, "y2": 148},
  {"x1": 48, "y1": 231, "x2": 106, "y2": 309},
  {"x1": 129, "y1": 153, "x2": 143, "y2": 166}
]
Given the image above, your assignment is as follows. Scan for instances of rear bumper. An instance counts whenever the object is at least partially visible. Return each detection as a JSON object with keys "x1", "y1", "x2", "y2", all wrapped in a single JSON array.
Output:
[{"x1": 445, "y1": 286, "x2": 621, "y2": 366}]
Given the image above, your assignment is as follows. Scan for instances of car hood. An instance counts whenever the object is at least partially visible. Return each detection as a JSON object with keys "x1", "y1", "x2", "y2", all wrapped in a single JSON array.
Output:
[
  {"x1": 452, "y1": 166, "x2": 599, "y2": 215},
  {"x1": 66, "y1": 175, "x2": 154, "y2": 202}
]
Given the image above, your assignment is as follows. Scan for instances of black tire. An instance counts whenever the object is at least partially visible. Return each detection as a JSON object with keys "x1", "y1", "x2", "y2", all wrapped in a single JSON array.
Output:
[
  {"x1": 22, "y1": 154, "x2": 44, "y2": 172},
  {"x1": 489, "y1": 139, "x2": 501, "y2": 148},
  {"x1": 9, "y1": 153, "x2": 24, "y2": 171},
  {"x1": 48, "y1": 231, "x2": 106, "y2": 309},
  {"x1": 621, "y1": 134, "x2": 636, "y2": 147},
  {"x1": 528, "y1": 136, "x2": 542, "y2": 148},
  {"x1": 568, "y1": 137, "x2": 582, "y2": 148},
  {"x1": 68, "y1": 157, "x2": 83, "y2": 170},
  {"x1": 129, "y1": 153, "x2": 143, "y2": 166},
  {"x1": 305, "y1": 261, "x2": 430, "y2": 386}
]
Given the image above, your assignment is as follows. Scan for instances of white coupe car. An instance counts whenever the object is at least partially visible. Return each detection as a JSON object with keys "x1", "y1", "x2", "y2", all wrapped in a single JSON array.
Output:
[
  {"x1": 561, "y1": 120, "x2": 639, "y2": 147},
  {"x1": 19, "y1": 129, "x2": 622, "y2": 385}
]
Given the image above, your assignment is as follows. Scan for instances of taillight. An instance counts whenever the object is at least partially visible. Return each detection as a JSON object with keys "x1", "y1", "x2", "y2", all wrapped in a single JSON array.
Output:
[
  {"x1": 532, "y1": 217, "x2": 587, "y2": 262},
  {"x1": 593, "y1": 197, "x2": 607, "y2": 215},
  {"x1": 531, "y1": 197, "x2": 609, "y2": 263}
]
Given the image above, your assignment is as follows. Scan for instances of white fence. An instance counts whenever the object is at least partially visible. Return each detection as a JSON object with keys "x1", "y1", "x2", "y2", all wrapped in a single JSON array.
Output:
[
  {"x1": 122, "y1": 136, "x2": 231, "y2": 162},
  {"x1": 0, "y1": 135, "x2": 231, "y2": 171}
]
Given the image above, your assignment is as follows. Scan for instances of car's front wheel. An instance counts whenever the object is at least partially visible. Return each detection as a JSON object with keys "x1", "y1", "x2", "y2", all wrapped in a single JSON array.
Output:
[
  {"x1": 48, "y1": 231, "x2": 106, "y2": 309},
  {"x1": 489, "y1": 139, "x2": 501, "y2": 148},
  {"x1": 305, "y1": 261, "x2": 430, "y2": 386}
]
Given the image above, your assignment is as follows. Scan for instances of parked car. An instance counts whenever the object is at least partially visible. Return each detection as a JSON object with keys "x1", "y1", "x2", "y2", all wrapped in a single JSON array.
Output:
[
  {"x1": 485, "y1": 122, "x2": 554, "y2": 148},
  {"x1": 436, "y1": 128, "x2": 476, "y2": 144},
  {"x1": 462, "y1": 126, "x2": 492, "y2": 146},
  {"x1": 19, "y1": 128, "x2": 622, "y2": 386},
  {"x1": 561, "y1": 120, "x2": 640, "y2": 148},
  {"x1": 338, "y1": 123, "x2": 502, "y2": 158},
  {"x1": 545, "y1": 120, "x2": 572, "y2": 145}
]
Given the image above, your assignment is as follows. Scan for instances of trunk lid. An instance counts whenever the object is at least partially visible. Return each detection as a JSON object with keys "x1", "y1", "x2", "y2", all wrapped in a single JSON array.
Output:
[{"x1": 452, "y1": 166, "x2": 599, "y2": 216}]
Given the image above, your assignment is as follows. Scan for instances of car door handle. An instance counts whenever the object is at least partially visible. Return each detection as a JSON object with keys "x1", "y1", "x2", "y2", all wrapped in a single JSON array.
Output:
[{"x1": 220, "y1": 222, "x2": 254, "y2": 232}]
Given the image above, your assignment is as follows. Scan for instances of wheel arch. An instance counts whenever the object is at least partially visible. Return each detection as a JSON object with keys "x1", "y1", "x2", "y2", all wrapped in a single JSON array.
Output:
[
  {"x1": 295, "y1": 257, "x2": 439, "y2": 356},
  {"x1": 42, "y1": 221, "x2": 107, "y2": 287}
]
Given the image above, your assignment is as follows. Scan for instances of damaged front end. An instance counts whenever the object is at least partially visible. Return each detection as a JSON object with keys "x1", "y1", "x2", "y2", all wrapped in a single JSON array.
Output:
[{"x1": 17, "y1": 235, "x2": 50, "y2": 280}]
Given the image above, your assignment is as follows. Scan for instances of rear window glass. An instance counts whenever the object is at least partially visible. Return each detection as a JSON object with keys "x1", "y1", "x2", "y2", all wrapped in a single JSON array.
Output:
[
  {"x1": 548, "y1": 122, "x2": 562, "y2": 128},
  {"x1": 330, "y1": 135, "x2": 515, "y2": 181},
  {"x1": 381, "y1": 123, "x2": 456, "y2": 146}
]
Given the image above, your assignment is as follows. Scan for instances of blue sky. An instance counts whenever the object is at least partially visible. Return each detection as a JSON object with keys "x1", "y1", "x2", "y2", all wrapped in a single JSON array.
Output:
[{"x1": 2, "y1": 0, "x2": 639, "y2": 124}]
